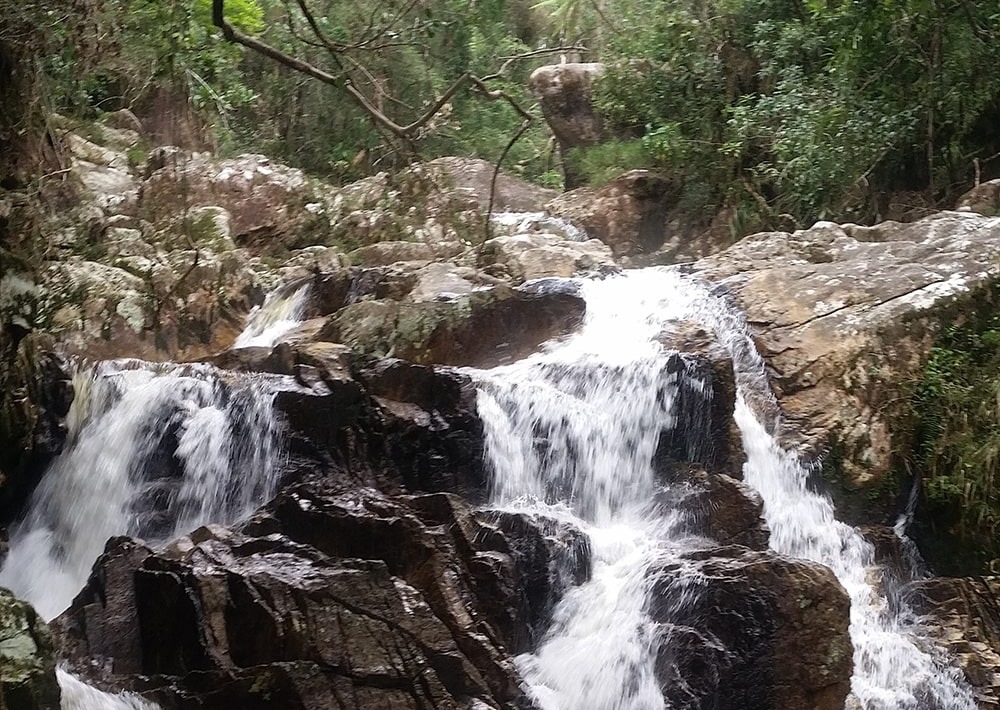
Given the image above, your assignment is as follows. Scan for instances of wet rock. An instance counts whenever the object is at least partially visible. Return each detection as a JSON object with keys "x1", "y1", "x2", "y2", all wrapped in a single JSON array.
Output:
[
  {"x1": 661, "y1": 468, "x2": 769, "y2": 550},
  {"x1": 0, "y1": 588, "x2": 60, "y2": 710},
  {"x1": 472, "y1": 510, "x2": 591, "y2": 652},
  {"x1": 907, "y1": 576, "x2": 1000, "y2": 707},
  {"x1": 651, "y1": 350, "x2": 741, "y2": 479},
  {"x1": 349, "y1": 358, "x2": 487, "y2": 497},
  {"x1": 53, "y1": 486, "x2": 569, "y2": 710},
  {"x1": 320, "y1": 284, "x2": 586, "y2": 368},
  {"x1": 652, "y1": 547, "x2": 852, "y2": 710},
  {"x1": 0, "y1": 347, "x2": 73, "y2": 520}
]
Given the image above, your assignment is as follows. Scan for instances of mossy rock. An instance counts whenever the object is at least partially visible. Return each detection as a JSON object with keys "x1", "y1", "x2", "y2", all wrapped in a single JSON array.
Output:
[
  {"x1": 320, "y1": 285, "x2": 585, "y2": 367},
  {"x1": 0, "y1": 588, "x2": 60, "y2": 710}
]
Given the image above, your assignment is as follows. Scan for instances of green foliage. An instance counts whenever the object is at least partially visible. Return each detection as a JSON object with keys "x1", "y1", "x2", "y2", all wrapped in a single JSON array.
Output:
[
  {"x1": 908, "y1": 299, "x2": 1000, "y2": 570},
  {"x1": 587, "y1": 0, "x2": 1000, "y2": 232}
]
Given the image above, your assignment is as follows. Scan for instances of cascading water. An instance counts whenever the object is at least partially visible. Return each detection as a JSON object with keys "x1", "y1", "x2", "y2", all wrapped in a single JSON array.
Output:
[
  {"x1": 473, "y1": 270, "x2": 715, "y2": 709},
  {"x1": 233, "y1": 280, "x2": 311, "y2": 348},
  {"x1": 473, "y1": 267, "x2": 975, "y2": 710},
  {"x1": 0, "y1": 359, "x2": 283, "y2": 621},
  {"x1": 57, "y1": 669, "x2": 159, "y2": 710}
]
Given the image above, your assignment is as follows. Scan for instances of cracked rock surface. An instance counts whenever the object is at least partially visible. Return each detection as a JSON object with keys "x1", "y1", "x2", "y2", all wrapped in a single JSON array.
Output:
[{"x1": 693, "y1": 212, "x2": 1000, "y2": 488}]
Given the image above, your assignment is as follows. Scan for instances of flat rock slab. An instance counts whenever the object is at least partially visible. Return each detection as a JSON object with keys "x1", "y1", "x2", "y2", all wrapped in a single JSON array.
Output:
[{"x1": 693, "y1": 212, "x2": 1000, "y2": 484}]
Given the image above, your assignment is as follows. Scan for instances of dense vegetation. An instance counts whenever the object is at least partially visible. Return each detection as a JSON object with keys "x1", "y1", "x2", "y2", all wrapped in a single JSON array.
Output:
[
  {"x1": 4, "y1": 1, "x2": 1000, "y2": 231},
  {"x1": 907, "y1": 295, "x2": 1000, "y2": 574}
]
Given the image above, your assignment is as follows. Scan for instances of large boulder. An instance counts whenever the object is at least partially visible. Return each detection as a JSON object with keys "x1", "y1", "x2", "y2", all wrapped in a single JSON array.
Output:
[
  {"x1": 319, "y1": 283, "x2": 586, "y2": 367},
  {"x1": 0, "y1": 588, "x2": 60, "y2": 710},
  {"x1": 477, "y1": 233, "x2": 615, "y2": 282},
  {"x1": 53, "y1": 485, "x2": 591, "y2": 710},
  {"x1": 652, "y1": 547, "x2": 853, "y2": 710},
  {"x1": 693, "y1": 212, "x2": 1000, "y2": 497}
]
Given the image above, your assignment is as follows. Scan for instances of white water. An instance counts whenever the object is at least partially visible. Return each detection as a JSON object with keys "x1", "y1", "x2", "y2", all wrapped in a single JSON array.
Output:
[
  {"x1": 234, "y1": 281, "x2": 311, "y2": 348},
  {"x1": 473, "y1": 267, "x2": 974, "y2": 709},
  {"x1": 0, "y1": 359, "x2": 282, "y2": 621},
  {"x1": 57, "y1": 669, "x2": 159, "y2": 710},
  {"x1": 473, "y1": 270, "x2": 712, "y2": 709}
]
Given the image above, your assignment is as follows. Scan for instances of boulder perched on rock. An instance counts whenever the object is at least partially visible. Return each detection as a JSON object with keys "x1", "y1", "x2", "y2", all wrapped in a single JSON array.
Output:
[
  {"x1": 652, "y1": 547, "x2": 853, "y2": 710},
  {"x1": 53, "y1": 485, "x2": 592, "y2": 710},
  {"x1": 529, "y1": 63, "x2": 606, "y2": 189},
  {"x1": 0, "y1": 588, "x2": 60, "y2": 710}
]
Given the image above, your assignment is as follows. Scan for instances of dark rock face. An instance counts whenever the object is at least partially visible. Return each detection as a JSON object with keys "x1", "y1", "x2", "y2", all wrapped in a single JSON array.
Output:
[
  {"x1": 0, "y1": 349, "x2": 73, "y2": 521},
  {"x1": 53, "y1": 485, "x2": 592, "y2": 709},
  {"x1": 472, "y1": 510, "x2": 591, "y2": 653},
  {"x1": 0, "y1": 588, "x2": 60, "y2": 710},
  {"x1": 653, "y1": 349, "x2": 743, "y2": 480},
  {"x1": 661, "y1": 468, "x2": 769, "y2": 550},
  {"x1": 651, "y1": 547, "x2": 853, "y2": 710}
]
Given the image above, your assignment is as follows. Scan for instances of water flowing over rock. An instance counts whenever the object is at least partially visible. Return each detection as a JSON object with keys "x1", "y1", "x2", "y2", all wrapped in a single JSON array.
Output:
[
  {"x1": 0, "y1": 360, "x2": 283, "y2": 620},
  {"x1": 650, "y1": 547, "x2": 852, "y2": 710},
  {"x1": 52, "y1": 486, "x2": 593, "y2": 710},
  {"x1": 7, "y1": 122, "x2": 1000, "y2": 710}
]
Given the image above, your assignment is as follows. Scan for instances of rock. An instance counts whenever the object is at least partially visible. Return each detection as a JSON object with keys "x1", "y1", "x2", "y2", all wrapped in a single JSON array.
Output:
[
  {"x1": 545, "y1": 170, "x2": 680, "y2": 259},
  {"x1": 422, "y1": 157, "x2": 559, "y2": 214},
  {"x1": 139, "y1": 152, "x2": 328, "y2": 252},
  {"x1": 651, "y1": 350, "x2": 742, "y2": 479},
  {"x1": 955, "y1": 179, "x2": 1000, "y2": 216},
  {"x1": 320, "y1": 284, "x2": 586, "y2": 367},
  {"x1": 52, "y1": 485, "x2": 572, "y2": 710},
  {"x1": 529, "y1": 63, "x2": 606, "y2": 189},
  {"x1": 692, "y1": 212, "x2": 1000, "y2": 495},
  {"x1": 652, "y1": 547, "x2": 853, "y2": 710},
  {"x1": 350, "y1": 358, "x2": 487, "y2": 498},
  {"x1": 907, "y1": 576, "x2": 1000, "y2": 707},
  {"x1": 478, "y1": 233, "x2": 616, "y2": 282},
  {"x1": 0, "y1": 346, "x2": 73, "y2": 521},
  {"x1": 661, "y1": 468, "x2": 769, "y2": 550},
  {"x1": 0, "y1": 588, "x2": 60, "y2": 710},
  {"x1": 471, "y1": 510, "x2": 591, "y2": 653},
  {"x1": 348, "y1": 240, "x2": 460, "y2": 267},
  {"x1": 205, "y1": 346, "x2": 489, "y2": 499}
]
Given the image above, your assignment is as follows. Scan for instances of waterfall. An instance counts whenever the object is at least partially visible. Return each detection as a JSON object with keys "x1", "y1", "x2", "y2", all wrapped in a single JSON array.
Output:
[
  {"x1": 57, "y1": 669, "x2": 159, "y2": 710},
  {"x1": 0, "y1": 359, "x2": 283, "y2": 621},
  {"x1": 473, "y1": 267, "x2": 975, "y2": 709},
  {"x1": 234, "y1": 280, "x2": 311, "y2": 348},
  {"x1": 473, "y1": 269, "x2": 714, "y2": 709}
]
